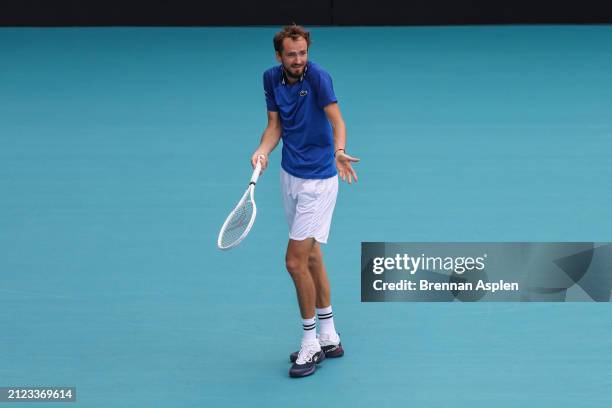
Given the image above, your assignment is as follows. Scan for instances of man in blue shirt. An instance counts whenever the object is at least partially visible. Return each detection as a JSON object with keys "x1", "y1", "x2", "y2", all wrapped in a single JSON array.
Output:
[{"x1": 251, "y1": 25, "x2": 359, "y2": 378}]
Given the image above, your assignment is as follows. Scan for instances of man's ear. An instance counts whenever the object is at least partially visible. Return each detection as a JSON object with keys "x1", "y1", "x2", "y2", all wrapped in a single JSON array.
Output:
[{"x1": 275, "y1": 51, "x2": 282, "y2": 63}]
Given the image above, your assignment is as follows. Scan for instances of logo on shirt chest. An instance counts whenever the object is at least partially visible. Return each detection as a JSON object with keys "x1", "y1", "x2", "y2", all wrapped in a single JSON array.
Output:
[{"x1": 299, "y1": 90, "x2": 308, "y2": 97}]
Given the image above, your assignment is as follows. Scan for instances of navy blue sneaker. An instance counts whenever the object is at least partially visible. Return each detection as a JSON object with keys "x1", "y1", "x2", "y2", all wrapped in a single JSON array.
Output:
[
  {"x1": 290, "y1": 332, "x2": 344, "y2": 363},
  {"x1": 289, "y1": 341, "x2": 325, "y2": 378}
]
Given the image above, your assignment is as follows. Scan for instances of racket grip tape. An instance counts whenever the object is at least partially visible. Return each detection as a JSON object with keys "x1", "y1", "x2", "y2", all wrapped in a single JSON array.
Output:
[{"x1": 250, "y1": 155, "x2": 265, "y2": 185}]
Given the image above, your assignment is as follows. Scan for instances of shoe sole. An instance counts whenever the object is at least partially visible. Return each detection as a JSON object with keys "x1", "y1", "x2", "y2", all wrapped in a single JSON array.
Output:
[{"x1": 289, "y1": 364, "x2": 316, "y2": 378}]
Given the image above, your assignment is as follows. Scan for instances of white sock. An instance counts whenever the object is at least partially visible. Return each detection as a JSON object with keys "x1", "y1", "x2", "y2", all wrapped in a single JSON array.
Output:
[
  {"x1": 301, "y1": 317, "x2": 317, "y2": 343},
  {"x1": 316, "y1": 305, "x2": 337, "y2": 336}
]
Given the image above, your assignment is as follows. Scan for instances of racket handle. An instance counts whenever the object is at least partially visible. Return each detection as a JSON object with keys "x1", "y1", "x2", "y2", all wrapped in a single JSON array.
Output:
[{"x1": 250, "y1": 155, "x2": 264, "y2": 185}]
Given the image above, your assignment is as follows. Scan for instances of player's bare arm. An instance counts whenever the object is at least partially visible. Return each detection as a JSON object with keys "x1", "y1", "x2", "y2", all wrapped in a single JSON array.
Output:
[
  {"x1": 251, "y1": 110, "x2": 281, "y2": 172},
  {"x1": 324, "y1": 102, "x2": 360, "y2": 184}
]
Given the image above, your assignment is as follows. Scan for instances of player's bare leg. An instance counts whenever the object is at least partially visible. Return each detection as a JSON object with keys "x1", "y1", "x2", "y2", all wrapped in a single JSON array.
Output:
[
  {"x1": 307, "y1": 242, "x2": 331, "y2": 308},
  {"x1": 288, "y1": 241, "x2": 344, "y2": 366},
  {"x1": 285, "y1": 238, "x2": 316, "y2": 318},
  {"x1": 286, "y1": 238, "x2": 326, "y2": 377}
]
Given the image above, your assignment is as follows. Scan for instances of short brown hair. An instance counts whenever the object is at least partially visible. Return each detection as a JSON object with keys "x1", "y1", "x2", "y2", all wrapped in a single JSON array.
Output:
[{"x1": 273, "y1": 25, "x2": 311, "y2": 53}]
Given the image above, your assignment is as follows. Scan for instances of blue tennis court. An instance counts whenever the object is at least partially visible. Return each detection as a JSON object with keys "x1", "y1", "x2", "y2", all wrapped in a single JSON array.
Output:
[{"x1": 1, "y1": 26, "x2": 611, "y2": 407}]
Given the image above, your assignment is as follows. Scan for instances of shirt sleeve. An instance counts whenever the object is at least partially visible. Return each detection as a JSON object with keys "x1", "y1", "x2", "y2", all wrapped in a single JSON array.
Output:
[
  {"x1": 263, "y1": 72, "x2": 278, "y2": 112},
  {"x1": 313, "y1": 68, "x2": 338, "y2": 109}
]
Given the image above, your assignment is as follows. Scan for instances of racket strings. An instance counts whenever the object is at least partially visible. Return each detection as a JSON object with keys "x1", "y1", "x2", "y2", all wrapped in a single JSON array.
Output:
[{"x1": 220, "y1": 197, "x2": 254, "y2": 248}]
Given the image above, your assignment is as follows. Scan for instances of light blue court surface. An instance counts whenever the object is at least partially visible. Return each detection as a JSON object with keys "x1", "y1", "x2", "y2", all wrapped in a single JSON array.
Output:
[{"x1": 1, "y1": 26, "x2": 611, "y2": 407}]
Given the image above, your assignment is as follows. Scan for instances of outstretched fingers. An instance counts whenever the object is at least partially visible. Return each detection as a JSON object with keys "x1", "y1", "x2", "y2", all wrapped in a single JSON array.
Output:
[{"x1": 349, "y1": 165, "x2": 358, "y2": 183}]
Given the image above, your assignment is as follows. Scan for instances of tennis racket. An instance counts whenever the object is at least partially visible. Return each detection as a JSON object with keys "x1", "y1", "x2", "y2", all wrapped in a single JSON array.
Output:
[{"x1": 217, "y1": 155, "x2": 264, "y2": 250}]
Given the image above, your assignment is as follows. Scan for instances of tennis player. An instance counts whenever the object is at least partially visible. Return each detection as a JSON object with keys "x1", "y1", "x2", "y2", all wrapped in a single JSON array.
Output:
[{"x1": 251, "y1": 25, "x2": 359, "y2": 378}]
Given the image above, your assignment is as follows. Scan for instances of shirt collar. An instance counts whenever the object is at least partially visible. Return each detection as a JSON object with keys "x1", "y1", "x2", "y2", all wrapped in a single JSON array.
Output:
[{"x1": 280, "y1": 63, "x2": 308, "y2": 85}]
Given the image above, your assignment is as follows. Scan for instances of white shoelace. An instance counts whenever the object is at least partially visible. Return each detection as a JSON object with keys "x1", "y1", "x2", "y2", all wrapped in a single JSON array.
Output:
[{"x1": 296, "y1": 342, "x2": 321, "y2": 365}]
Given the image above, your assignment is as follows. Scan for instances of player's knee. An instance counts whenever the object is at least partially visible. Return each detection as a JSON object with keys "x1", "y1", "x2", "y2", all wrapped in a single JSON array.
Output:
[{"x1": 285, "y1": 255, "x2": 305, "y2": 276}]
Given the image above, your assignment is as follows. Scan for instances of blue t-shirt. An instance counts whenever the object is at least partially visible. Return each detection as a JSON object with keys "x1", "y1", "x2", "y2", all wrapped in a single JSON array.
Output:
[{"x1": 263, "y1": 61, "x2": 337, "y2": 179}]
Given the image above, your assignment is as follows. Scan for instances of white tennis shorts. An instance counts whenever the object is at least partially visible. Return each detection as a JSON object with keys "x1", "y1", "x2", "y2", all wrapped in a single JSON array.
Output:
[{"x1": 280, "y1": 168, "x2": 338, "y2": 244}]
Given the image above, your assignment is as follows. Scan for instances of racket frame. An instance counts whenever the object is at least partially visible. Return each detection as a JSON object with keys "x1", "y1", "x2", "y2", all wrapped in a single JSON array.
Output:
[{"x1": 217, "y1": 156, "x2": 263, "y2": 250}]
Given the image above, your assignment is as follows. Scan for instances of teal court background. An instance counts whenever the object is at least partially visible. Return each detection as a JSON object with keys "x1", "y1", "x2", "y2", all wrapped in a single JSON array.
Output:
[{"x1": 1, "y1": 26, "x2": 611, "y2": 407}]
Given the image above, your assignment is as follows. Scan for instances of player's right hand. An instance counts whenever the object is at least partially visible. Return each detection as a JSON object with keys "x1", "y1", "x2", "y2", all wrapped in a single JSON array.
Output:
[{"x1": 251, "y1": 152, "x2": 268, "y2": 173}]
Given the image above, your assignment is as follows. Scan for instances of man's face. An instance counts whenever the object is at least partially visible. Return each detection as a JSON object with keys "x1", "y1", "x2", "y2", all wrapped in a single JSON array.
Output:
[{"x1": 276, "y1": 37, "x2": 308, "y2": 79}]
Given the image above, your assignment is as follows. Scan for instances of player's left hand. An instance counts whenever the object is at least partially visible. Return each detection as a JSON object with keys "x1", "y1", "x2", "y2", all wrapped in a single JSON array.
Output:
[{"x1": 335, "y1": 151, "x2": 360, "y2": 184}]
